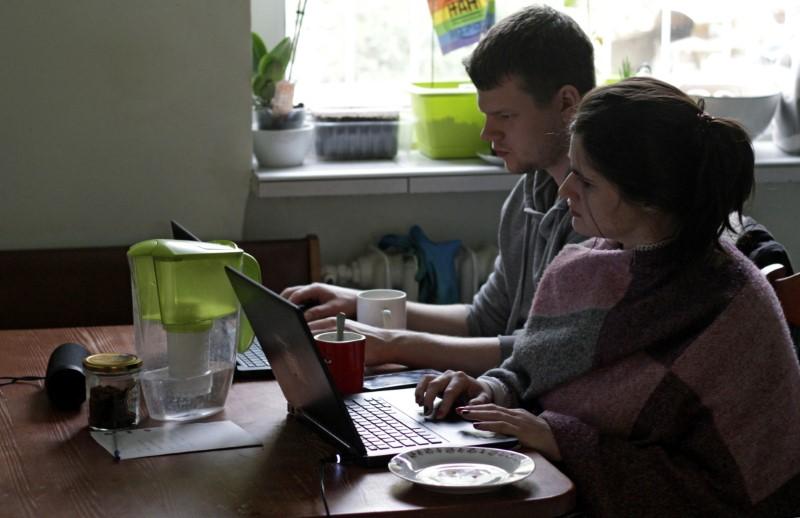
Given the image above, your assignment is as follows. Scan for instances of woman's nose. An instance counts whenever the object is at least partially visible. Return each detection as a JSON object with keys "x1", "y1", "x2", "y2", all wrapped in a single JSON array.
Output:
[{"x1": 558, "y1": 172, "x2": 578, "y2": 200}]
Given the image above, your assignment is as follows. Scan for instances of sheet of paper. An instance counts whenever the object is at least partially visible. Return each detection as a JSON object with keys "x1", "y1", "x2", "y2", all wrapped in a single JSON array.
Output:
[{"x1": 90, "y1": 420, "x2": 262, "y2": 460}]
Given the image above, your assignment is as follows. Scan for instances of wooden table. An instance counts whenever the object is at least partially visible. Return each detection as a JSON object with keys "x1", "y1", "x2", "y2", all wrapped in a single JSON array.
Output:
[{"x1": 0, "y1": 326, "x2": 576, "y2": 517}]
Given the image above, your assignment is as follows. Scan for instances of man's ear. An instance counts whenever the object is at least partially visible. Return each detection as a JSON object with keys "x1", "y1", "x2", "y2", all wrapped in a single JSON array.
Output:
[{"x1": 556, "y1": 84, "x2": 582, "y2": 124}]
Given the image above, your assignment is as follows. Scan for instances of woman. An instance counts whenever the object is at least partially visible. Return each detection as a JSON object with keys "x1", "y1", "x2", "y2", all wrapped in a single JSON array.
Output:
[{"x1": 416, "y1": 77, "x2": 800, "y2": 517}]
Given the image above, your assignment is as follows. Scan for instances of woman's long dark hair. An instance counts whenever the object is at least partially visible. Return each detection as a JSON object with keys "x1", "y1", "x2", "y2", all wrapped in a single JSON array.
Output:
[{"x1": 571, "y1": 77, "x2": 754, "y2": 260}]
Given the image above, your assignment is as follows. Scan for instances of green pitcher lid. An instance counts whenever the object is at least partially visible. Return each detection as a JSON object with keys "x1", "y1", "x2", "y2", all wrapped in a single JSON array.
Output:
[{"x1": 127, "y1": 239, "x2": 241, "y2": 259}]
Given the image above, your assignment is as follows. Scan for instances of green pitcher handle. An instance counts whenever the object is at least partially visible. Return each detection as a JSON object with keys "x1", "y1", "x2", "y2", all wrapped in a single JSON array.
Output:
[{"x1": 237, "y1": 252, "x2": 262, "y2": 353}]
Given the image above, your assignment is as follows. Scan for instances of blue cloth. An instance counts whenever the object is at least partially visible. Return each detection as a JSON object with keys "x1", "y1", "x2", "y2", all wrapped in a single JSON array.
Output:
[{"x1": 378, "y1": 225, "x2": 461, "y2": 304}]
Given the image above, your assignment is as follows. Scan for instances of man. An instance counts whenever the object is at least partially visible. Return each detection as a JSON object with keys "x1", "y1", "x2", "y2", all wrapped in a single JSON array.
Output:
[{"x1": 281, "y1": 5, "x2": 594, "y2": 375}]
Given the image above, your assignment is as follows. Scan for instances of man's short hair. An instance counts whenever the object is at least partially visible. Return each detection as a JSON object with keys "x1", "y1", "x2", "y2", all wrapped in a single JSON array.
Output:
[{"x1": 464, "y1": 5, "x2": 595, "y2": 104}]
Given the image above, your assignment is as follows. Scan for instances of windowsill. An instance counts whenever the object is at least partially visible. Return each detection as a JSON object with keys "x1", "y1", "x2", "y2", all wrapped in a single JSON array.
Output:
[{"x1": 252, "y1": 140, "x2": 800, "y2": 198}]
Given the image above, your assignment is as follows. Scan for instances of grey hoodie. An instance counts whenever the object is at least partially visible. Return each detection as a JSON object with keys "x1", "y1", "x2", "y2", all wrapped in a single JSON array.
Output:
[{"x1": 466, "y1": 170, "x2": 584, "y2": 359}]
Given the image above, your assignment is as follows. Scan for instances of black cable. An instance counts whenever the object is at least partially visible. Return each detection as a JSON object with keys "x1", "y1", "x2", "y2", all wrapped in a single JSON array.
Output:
[
  {"x1": 319, "y1": 458, "x2": 332, "y2": 517},
  {"x1": 0, "y1": 376, "x2": 45, "y2": 387}
]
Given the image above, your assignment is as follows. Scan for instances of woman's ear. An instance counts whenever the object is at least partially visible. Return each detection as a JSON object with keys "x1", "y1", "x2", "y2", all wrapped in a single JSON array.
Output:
[{"x1": 557, "y1": 84, "x2": 582, "y2": 125}]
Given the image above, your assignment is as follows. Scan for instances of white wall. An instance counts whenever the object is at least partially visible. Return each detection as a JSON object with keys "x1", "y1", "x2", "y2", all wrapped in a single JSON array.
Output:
[
  {"x1": 243, "y1": 190, "x2": 509, "y2": 264},
  {"x1": 242, "y1": 178, "x2": 800, "y2": 268},
  {"x1": 0, "y1": 1, "x2": 251, "y2": 250},
  {"x1": 748, "y1": 182, "x2": 800, "y2": 265},
  {"x1": 251, "y1": 0, "x2": 285, "y2": 49},
  {"x1": 2, "y1": 0, "x2": 798, "y2": 273}
]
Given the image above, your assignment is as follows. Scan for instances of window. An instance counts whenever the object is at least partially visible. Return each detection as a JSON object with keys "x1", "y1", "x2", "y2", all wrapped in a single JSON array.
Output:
[{"x1": 257, "y1": 1, "x2": 798, "y2": 110}]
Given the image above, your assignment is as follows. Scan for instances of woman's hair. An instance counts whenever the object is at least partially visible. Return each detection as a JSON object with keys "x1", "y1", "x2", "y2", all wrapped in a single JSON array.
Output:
[
  {"x1": 464, "y1": 5, "x2": 595, "y2": 105},
  {"x1": 571, "y1": 76, "x2": 754, "y2": 259}
]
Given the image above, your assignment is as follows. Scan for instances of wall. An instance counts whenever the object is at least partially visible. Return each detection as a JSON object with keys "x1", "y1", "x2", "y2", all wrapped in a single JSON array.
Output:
[
  {"x1": 2, "y1": 0, "x2": 798, "y2": 272},
  {"x1": 748, "y1": 181, "x2": 800, "y2": 266},
  {"x1": 243, "y1": 175, "x2": 800, "y2": 268},
  {"x1": 0, "y1": 0, "x2": 251, "y2": 250},
  {"x1": 243, "y1": 190, "x2": 509, "y2": 264},
  {"x1": 251, "y1": 0, "x2": 285, "y2": 49}
]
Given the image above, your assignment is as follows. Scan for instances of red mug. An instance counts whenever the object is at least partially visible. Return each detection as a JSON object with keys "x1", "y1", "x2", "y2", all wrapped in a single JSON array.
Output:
[{"x1": 314, "y1": 331, "x2": 366, "y2": 395}]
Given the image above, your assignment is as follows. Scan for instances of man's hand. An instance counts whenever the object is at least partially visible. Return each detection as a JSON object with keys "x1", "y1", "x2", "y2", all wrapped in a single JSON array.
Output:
[
  {"x1": 308, "y1": 317, "x2": 399, "y2": 366},
  {"x1": 281, "y1": 283, "x2": 359, "y2": 322}
]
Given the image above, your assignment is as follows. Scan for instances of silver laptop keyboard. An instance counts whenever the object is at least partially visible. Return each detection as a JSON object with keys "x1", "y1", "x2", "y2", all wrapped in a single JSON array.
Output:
[
  {"x1": 236, "y1": 339, "x2": 271, "y2": 370},
  {"x1": 345, "y1": 396, "x2": 442, "y2": 451}
]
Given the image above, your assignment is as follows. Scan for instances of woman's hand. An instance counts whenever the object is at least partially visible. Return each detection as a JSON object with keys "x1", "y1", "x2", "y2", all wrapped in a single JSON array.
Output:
[
  {"x1": 457, "y1": 404, "x2": 562, "y2": 461},
  {"x1": 281, "y1": 283, "x2": 360, "y2": 322},
  {"x1": 414, "y1": 370, "x2": 493, "y2": 420}
]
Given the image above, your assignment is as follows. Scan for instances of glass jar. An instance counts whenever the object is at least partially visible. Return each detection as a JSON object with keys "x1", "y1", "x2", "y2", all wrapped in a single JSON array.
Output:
[{"x1": 83, "y1": 353, "x2": 143, "y2": 431}]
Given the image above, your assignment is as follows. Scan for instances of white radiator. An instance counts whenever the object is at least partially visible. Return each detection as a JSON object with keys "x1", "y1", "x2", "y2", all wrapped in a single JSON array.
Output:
[{"x1": 321, "y1": 244, "x2": 498, "y2": 303}]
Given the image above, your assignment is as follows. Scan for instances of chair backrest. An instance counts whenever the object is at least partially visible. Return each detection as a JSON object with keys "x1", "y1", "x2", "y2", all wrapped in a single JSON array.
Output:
[
  {"x1": 240, "y1": 235, "x2": 321, "y2": 291},
  {"x1": 0, "y1": 235, "x2": 321, "y2": 330},
  {"x1": 0, "y1": 246, "x2": 134, "y2": 330},
  {"x1": 761, "y1": 264, "x2": 800, "y2": 327}
]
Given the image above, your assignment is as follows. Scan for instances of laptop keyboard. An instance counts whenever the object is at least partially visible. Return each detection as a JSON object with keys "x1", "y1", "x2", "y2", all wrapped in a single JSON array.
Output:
[
  {"x1": 345, "y1": 396, "x2": 442, "y2": 451},
  {"x1": 236, "y1": 339, "x2": 271, "y2": 371}
]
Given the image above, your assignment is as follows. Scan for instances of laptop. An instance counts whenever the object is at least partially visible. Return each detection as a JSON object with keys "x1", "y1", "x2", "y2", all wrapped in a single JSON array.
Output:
[
  {"x1": 170, "y1": 220, "x2": 203, "y2": 242},
  {"x1": 170, "y1": 220, "x2": 271, "y2": 374},
  {"x1": 224, "y1": 266, "x2": 516, "y2": 466}
]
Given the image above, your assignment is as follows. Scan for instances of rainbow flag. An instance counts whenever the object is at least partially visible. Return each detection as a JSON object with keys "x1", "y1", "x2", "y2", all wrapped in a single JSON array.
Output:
[{"x1": 428, "y1": 0, "x2": 495, "y2": 54}]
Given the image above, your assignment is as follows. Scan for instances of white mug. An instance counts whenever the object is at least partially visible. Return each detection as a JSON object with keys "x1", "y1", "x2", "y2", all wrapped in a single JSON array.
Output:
[{"x1": 356, "y1": 289, "x2": 407, "y2": 329}]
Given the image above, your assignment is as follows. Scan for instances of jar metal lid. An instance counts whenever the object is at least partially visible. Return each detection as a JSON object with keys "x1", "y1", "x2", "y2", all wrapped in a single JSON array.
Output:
[{"x1": 83, "y1": 353, "x2": 142, "y2": 373}]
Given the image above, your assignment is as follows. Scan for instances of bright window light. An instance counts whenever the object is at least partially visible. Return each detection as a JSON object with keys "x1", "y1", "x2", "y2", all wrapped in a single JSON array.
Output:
[{"x1": 275, "y1": 0, "x2": 798, "y2": 111}]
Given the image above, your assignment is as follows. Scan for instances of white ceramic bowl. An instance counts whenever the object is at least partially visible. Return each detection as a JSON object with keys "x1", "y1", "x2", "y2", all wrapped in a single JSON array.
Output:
[
  {"x1": 253, "y1": 124, "x2": 313, "y2": 168},
  {"x1": 686, "y1": 86, "x2": 780, "y2": 140}
]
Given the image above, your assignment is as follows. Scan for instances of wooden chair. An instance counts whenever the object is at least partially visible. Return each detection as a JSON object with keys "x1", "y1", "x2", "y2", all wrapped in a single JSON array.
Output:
[
  {"x1": 240, "y1": 235, "x2": 321, "y2": 292},
  {"x1": 762, "y1": 264, "x2": 800, "y2": 327},
  {"x1": 762, "y1": 264, "x2": 800, "y2": 352},
  {"x1": 0, "y1": 235, "x2": 321, "y2": 330}
]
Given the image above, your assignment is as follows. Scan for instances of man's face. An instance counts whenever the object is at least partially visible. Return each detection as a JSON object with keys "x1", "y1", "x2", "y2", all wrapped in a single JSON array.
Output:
[{"x1": 477, "y1": 77, "x2": 569, "y2": 174}]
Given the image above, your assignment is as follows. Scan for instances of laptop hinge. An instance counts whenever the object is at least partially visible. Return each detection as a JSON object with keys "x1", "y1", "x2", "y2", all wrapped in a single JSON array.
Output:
[{"x1": 298, "y1": 410, "x2": 365, "y2": 458}]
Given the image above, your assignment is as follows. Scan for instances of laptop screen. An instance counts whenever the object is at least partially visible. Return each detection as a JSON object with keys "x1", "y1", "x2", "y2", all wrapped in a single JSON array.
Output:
[
  {"x1": 170, "y1": 220, "x2": 202, "y2": 242},
  {"x1": 224, "y1": 267, "x2": 363, "y2": 454}
]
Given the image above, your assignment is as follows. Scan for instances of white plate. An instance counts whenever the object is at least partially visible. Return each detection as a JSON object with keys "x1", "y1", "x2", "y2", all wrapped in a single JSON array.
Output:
[
  {"x1": 388, "y1": 446, "x2": 535, "y2": 494},
  {"x1": 476, "y1": 152, "x2": 504, "y2": 166}
]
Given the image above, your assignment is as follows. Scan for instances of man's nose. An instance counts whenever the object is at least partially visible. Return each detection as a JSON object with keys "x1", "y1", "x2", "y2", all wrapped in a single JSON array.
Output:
[{"x1": 480, "y1": 121, "x2": 498, "y2": 142}]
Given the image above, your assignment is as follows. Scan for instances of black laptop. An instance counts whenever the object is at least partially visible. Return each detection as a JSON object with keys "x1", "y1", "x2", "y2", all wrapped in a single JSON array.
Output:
[{"x1": 224, "y1": 266, "x2": 516, "y2": 466}]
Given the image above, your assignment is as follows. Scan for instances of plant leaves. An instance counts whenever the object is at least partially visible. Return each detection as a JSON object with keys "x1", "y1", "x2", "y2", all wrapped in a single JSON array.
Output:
[
  {"x1": 257, "y1": 54, "x2": 274, "y2": 76},
  {"x1": 271, "y1": 36, "x2": 293, "y2": 68},
  {"x1": 259, "y1": 82, "x2": 276, "y2": 106},
  {"x1": 265, "y1": 59, "x2": 287, "y2": 82},
  {"x1": 252, "y1": 73, "x2": 268, "y2": 95},
  {"x1": 252, "y1": 33, "x2": 267, "y2": 74},
  {"x1": 251, "y1": 33, "x2": 292, "y2": 105}
]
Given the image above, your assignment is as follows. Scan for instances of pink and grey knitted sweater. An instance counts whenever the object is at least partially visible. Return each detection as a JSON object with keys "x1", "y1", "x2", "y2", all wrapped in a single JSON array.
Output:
[{"x1": 481, "y1": 238, "x2": 800, "y2": 517}]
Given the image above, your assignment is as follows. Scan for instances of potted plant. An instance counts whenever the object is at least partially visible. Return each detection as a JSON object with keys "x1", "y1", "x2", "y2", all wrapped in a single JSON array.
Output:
[
  {"x1": 251, "y1": 33, "x2": 306, "y2": 130},
  {"x1": 251, "y1": 30, "x2": 312, "y2": 167}
]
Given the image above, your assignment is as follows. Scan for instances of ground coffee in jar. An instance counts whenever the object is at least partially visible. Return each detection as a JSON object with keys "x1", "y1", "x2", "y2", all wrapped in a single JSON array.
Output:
[{"x1": 83, "y1": 353, "x2": 142, "y2": 430}]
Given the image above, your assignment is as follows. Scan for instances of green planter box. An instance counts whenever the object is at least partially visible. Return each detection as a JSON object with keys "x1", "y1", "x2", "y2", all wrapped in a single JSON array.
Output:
[{"x1": 410, "y1": 82, "x2": 489, "y2": 159}]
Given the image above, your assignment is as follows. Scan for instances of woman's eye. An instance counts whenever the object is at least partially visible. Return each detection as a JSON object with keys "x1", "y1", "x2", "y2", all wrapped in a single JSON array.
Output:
[{"x1": 569, "y1": 169, "x2": 591, "y2": 187}]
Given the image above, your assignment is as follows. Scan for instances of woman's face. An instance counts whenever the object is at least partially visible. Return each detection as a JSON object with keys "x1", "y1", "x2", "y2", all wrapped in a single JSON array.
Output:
[{"x1": 559, "y1": 134, "x2": 674, "y2": 248}]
